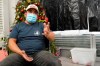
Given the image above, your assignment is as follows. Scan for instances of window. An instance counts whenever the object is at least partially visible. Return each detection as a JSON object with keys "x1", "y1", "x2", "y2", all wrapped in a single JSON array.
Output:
[{"x1": 0, "y1": 0, "x2": 3, "y2": 35}]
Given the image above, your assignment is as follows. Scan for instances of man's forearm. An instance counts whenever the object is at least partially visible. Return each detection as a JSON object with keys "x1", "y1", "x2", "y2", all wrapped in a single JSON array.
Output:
[{"x1": 8, "y1": 38, "x2": 23, "y2": 55}]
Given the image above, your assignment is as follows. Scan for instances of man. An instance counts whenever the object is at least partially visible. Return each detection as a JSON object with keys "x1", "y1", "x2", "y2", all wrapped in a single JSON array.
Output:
[{"x1": 0, "y1": 4, "x2": 61, "y2": 66}]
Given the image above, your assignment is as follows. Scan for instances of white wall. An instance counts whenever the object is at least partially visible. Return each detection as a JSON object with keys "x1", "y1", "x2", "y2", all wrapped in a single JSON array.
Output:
[
  {"x1": 0, "y1": 0, "x2": 19, "y2": 37},
  {"x1": 2, "y1": 0, "x2": 10, "y2": 36},
  {"x1": 0, "y1": 0, "x2": 19, "y2": 47},
  {"x1": 0, "y1": 0, "x2": 10, "y2": 47},
  {"x1": 0, "y1": 0, "x2": 19, "y2": 38},
  {"x1": 8, "y1": 0, "x2": 19, "y2": 27}
]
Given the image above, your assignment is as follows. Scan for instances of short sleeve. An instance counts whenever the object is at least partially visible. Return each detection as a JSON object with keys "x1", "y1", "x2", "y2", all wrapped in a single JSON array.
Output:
[{"x1": 9, "y1": 25, "x2": 19, "y2": 39}]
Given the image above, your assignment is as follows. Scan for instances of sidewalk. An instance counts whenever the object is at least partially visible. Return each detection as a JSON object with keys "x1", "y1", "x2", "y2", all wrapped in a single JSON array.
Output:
[
  {"x1": 59, "y1": 57, "x2": 100, "y2": 66},
  {"x1": 59, "y1": 57, "x2": 84, "y2": 66}
]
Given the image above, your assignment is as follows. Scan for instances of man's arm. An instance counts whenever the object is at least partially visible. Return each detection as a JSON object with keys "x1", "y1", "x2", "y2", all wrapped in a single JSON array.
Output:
[
  {"x1": 8, "y1": 38, "x2": 22, "y2": 55},
  {"x1": 43, "y1": 22, "x2": 55, "y2": 42},
  {"x1": 8, "y1": 38, "x2": 33, "y2": 62},
  {"x1": 45, "y1": 31, "x2": 55, "y2": 41}
]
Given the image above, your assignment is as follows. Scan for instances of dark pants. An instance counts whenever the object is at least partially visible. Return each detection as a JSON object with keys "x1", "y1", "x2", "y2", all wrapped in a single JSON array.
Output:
[{"x1": 0, "y1": 51, "x2": 62, "y2": 66}]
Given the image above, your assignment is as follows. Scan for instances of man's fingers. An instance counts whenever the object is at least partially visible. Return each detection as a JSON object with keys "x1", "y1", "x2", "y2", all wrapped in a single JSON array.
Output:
[
  {"x1": 47, "y1": 22, "x2": 50, "y2": 28},
  {"x1": 44, "y1": 22, "x2": 50, "y2": 27},
  {"x1": 47, "y1": 22, "x2": 50, "y2": 25},
  {"x1": 26, "y1": 57, "x2": 33, "y2": 62},
  {"x1": 21, "y1": 50, "x2": 33, "y2": 62},
  {"x1": 23, "y1": 55, "x2": 33, "y2": 62},
  {"x1": 43, "y1": 23, "x2": 47, "y2": 28},
  {"x1": 22, "y1": 50, "x2": 25, "y2": 54},
  {"x1": 24, "y1": 57, "x2": 33, "y2": 62},
  {"x1": 47, "y1": 22, "x2": 50, "y2": 27}
]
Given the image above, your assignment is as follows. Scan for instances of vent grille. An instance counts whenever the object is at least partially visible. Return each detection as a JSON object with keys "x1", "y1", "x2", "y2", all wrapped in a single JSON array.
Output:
[
  {"x1": 95, "y1": 35, "x2": 100, "y2": 57},
  {"x1": 55, "y1": 35, "x2": 92, "y2": 48}
]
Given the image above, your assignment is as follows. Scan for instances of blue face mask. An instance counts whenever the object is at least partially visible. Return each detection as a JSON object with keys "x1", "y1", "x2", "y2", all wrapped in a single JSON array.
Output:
[{"x1": 26, "y1": 14, "x2": 37, "y2": 23}]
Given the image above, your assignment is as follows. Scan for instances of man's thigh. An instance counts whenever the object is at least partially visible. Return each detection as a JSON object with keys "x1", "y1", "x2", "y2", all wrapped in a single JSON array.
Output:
[
  {"x1": 0, "y1": 53, "x2": 27, "y2": 66},
  {"x1": 32, "y1": 51, "x2": 62, "y2": 66}
]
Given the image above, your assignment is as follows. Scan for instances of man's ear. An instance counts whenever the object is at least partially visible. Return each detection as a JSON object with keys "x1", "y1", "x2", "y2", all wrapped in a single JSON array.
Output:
[{"x1": 24, "y1": 12, "x2": 27, "y2": 17}]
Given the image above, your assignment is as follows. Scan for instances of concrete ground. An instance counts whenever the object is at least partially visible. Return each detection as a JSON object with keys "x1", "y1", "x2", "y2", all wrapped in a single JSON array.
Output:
[{"x1": 59, "y1": 57, "x2": 84, "y2": 66}]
